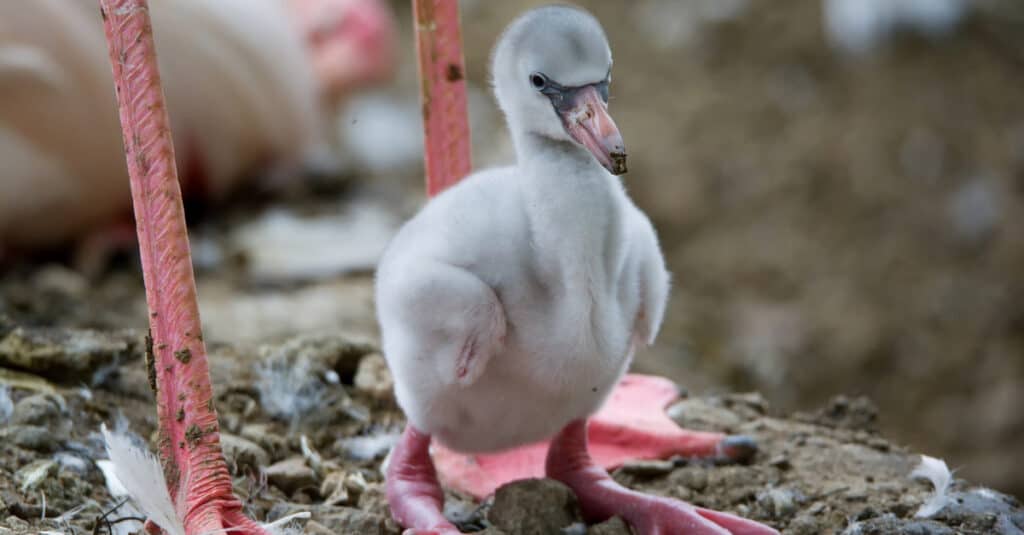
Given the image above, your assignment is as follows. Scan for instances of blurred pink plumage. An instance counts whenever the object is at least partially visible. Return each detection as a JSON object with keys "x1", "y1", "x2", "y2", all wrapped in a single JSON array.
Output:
[{"x1": 0, "y1": 0, "x2": 396, "y2": 250}]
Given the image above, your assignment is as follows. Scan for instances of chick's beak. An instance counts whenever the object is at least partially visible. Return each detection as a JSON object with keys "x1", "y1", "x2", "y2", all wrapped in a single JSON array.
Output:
[{"x1": 558, "y1": 85, "x2": 627, "y2": 175}]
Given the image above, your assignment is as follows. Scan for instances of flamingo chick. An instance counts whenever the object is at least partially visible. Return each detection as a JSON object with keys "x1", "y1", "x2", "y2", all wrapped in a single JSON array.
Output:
[{"x1": 376, "y1": 6, "x2": 778, "y2": 534}]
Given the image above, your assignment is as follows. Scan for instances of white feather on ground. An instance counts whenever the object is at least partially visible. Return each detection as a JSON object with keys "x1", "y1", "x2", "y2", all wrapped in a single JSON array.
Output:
[
  {"x1": 0, "y1": 384, "x2": 11, "y2": 423},
  {"x1": 910, "y1": 454, "x2": 954, "y2": 518},
  {"x1": 101, "y1": 424, "x2": 186, "y2": 535},
  {"x1": 101, "y1": 424, "x2": 310, "y2": 535}
]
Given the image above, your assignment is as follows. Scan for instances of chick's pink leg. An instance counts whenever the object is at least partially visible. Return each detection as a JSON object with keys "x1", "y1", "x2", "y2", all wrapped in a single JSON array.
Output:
[
  {"x1": 386, "y1": 425, "x2": 461, "y2": 534},
  {"x1": 547, "y1": 420, "x2": 780, "y2": 535}
]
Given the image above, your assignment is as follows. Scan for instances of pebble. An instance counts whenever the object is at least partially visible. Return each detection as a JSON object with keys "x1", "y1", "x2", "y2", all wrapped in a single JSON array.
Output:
[
  {"x1": 315, "y1": 506, "x2": 396, "y2": 535},
  {"x1": 667, "y1": 398, "x2": 742, "y2": 431},
  {"x1": 0, "y1": 325, "x2": 140, "y2": 381},
  {"x1": 487, "y1": 479, "x2": 581, "y2": 535},
  {"x1": 320, "y1": 471, "x2": 351, "y2": 506},
  {"x1": 671, "y1": 466, "x2": 709, "y2": 491},
  {"x1": 305, "y1": 520, "x2": 335, "y2": 535},
  {"x1": 2, "y1": 516, "x2": 27, "y2": 531},
  {"x1": 4, "y1": 425, "x2": 58, "y2": 452},
  {"x1": 589, "y1": 516, "x2": 632, "y2": 535},
  {"x1": 240, "y1": 423, "x2": 288, "y2": 459},
  {"x1": 264, "y1": 456, "x2": 316, "y2": 494},
  {"x1": 220, "y1": 433, "x2": 270, "y2": 472},
  {"x1": 353, "y1": 353, "x2": 394, "y2": 401},
  {"x1": 757, "y1": 487, "x2": 800, "y2": 519},
  {"x1": 10, "y1": 393, "x2": 62, "y2": 426},
  {"x1": 16, "y1": 459, "x2": 58, "y2": 492}
]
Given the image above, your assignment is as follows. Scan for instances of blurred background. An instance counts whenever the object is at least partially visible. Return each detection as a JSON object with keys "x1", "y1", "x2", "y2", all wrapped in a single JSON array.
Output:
[{"x1": 1, "y1": 0, "x2": 1022, "y2": 500}]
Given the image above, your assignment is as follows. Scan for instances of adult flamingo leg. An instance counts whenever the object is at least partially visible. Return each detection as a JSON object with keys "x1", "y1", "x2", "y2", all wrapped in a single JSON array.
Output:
[
  {"x1": 98, "y1": 1, "x2": 266, "y2": 533},
  {"x1": 547, "y1": 420, "x2": 780, "y2": 535},
  {"x1": 383, "y1": 2, "x2": 471, "y2": 531}
]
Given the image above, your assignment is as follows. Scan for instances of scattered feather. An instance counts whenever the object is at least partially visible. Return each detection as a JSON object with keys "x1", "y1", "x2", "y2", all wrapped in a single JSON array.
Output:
[
  {"x1": 96, "y1": 460, "x2": 128, "y2": 497},
  {"x1": 101, "y1": 424, "x2": 186, "y2": 535},
  {"x1": 256, "y1": 356, "x2": 323, "y2": 425},
  {"x1": 0, "y1": 384, "x2": 11, "y2": 423},
  {"x1": 337, "y1": 431, "x2": 401, "y2": 461},
  {"x1": 911, "y1": 454, "x2": 954, "y2": 517}
]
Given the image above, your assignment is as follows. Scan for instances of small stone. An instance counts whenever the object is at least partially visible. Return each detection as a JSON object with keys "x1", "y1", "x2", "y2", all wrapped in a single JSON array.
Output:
[
  {"x1": 767, "y1": 455, "x2": 792, "y2": 470},
  {"x1": 671, "y1": 466, "x2": 708, "y2": 491},
  {"x1": 357, "y1": 484, "x2": 392, "y2": 519},
  {"x1": 0, "y1": 326, "x2": 140, "y2": 381},
  {"x1": 588, "y1": 516, "x2": 632, "y2": 535},
  {"x1": 5, "y1": 425, "x2": 58, "y2": 452},
  {"x1": 316, "y1": 507, "x2": 393, "y2": 535},
  {"x1": 487, "y1": 479, "x2": 581, "y2": 535},
  {"x1": 305, "y1": 520, "x2": 334, "y2": 535},
  {"x1": 10, "y1": 393, "x2": 62, "y2": 426},
  {"x1": 3, "y1": 516, "x2": 28, "y2": 530},
  {"x1": 220, "y1": 433, "x2": 270, "y2": 472},
  {"x1": 757, "y1": 487, "x2": 799, "y2": 519},
  {"x1": 16, "y1": 459, "x2": 58, "y2": 492},
  {"x1": 321, "y1": 471, "x2": 350, "y2": 506},
  {"x1": 264, "y1": 456, "x2": 316, "y2": 494},
  {"x1": 787, "y1": 514, "x2": 824, "y2": 535},
  {"x1": 353, "y1": 353, "x2": 394, "y2": 400},
  {"x1": 667, "y1": 398, "x2": 742, "y2": 431},
  {"x1": 807, "y1": 502, "x2": 827, "y2": 516},
  {"x1": 618, "y1": 459, "x2": 675, "y2": 476},
  {"x1": 240, "y1": 423, "x2": 288, "y2": 458},
  {"x1": 561, "y1": 522, "x2": 587, "y2": 535},
  {"x1": 345, "y1": 471, "x2": 369, "y2": 497}
]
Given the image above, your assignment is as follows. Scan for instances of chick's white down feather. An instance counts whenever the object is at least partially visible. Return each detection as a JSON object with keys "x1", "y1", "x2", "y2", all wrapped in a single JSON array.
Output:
[
  {"x1": 375, "y1": 6, "x2": 670, "y2": 454},
  {"x1": 0, "y1": 0, "x2": 321, "y2": 248}
]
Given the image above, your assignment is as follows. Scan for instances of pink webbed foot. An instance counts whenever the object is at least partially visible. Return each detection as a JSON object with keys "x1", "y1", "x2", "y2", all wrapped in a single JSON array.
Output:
[
  {"x1": 433, "y1": 374, "x2": 756, "y2": 499},
  {"x1": 386, "y1": 425, "x2": 463, "y2": 534},
  {"x1": 547, "y1": 420, "x2": 779, "y2": 535}
]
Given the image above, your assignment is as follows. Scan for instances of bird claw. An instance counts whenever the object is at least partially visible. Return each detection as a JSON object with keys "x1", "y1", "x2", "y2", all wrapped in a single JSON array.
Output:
[{"x1": 716, "y1": 434, "x2": 759, "y2": 463}]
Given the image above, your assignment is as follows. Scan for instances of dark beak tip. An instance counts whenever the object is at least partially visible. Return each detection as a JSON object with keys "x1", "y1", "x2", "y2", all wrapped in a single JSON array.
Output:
[{"x1": 610, "y1": 152, "x2": 628, "y2": 175}]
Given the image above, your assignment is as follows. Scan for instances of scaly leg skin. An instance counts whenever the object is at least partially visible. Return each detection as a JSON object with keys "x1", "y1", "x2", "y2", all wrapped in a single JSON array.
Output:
[
  {"x1": 547, "y1": 420, "x2": 780, "y2": 535},
  {"x1": 386, "y1": 426, "x2": 462, "y2": 535},
  {"x1": 99, "y1": 1, "x2": 266, "y2": 533}
]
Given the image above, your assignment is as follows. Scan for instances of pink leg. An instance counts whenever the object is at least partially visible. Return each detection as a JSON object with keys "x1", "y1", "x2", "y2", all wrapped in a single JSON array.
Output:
[
  {"x1": 98, "y1": 2, "x2": 264, "y2": 533},
  {"x1": 434, "y1": 374, "x2": 758, "y2": 500},
  {"x1": 547, "y1": 420, "x2": 779, "y2": 535},
  {"x1": 386, "y1": 425, "x2": 461, "y2": 534},
  {"x1": 413, "y1": 0, "x2": 472, "y2": 196}
]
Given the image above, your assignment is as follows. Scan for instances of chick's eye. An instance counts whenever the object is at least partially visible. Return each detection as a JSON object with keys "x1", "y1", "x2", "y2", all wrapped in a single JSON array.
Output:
[{"x1": 530, "y1": 73, "x2": 547, "y2": 90}]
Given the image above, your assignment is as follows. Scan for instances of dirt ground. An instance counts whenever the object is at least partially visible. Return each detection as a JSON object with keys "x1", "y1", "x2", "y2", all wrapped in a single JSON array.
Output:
[
  {"x1": 1, "y1": 0, "x2": 1024, "y2": 532},
  {"x1": 0, "y1": 305, "x2": 1022, "y2": 534}
]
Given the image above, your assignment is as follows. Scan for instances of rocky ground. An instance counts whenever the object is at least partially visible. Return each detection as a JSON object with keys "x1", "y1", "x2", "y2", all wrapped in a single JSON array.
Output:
[
  {"x1": 1, "y1": 0, "x2": 1023, "y2": 533},
  {"x1": 0, "y1": 266, "x2": 1022, "y2": 534}
]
